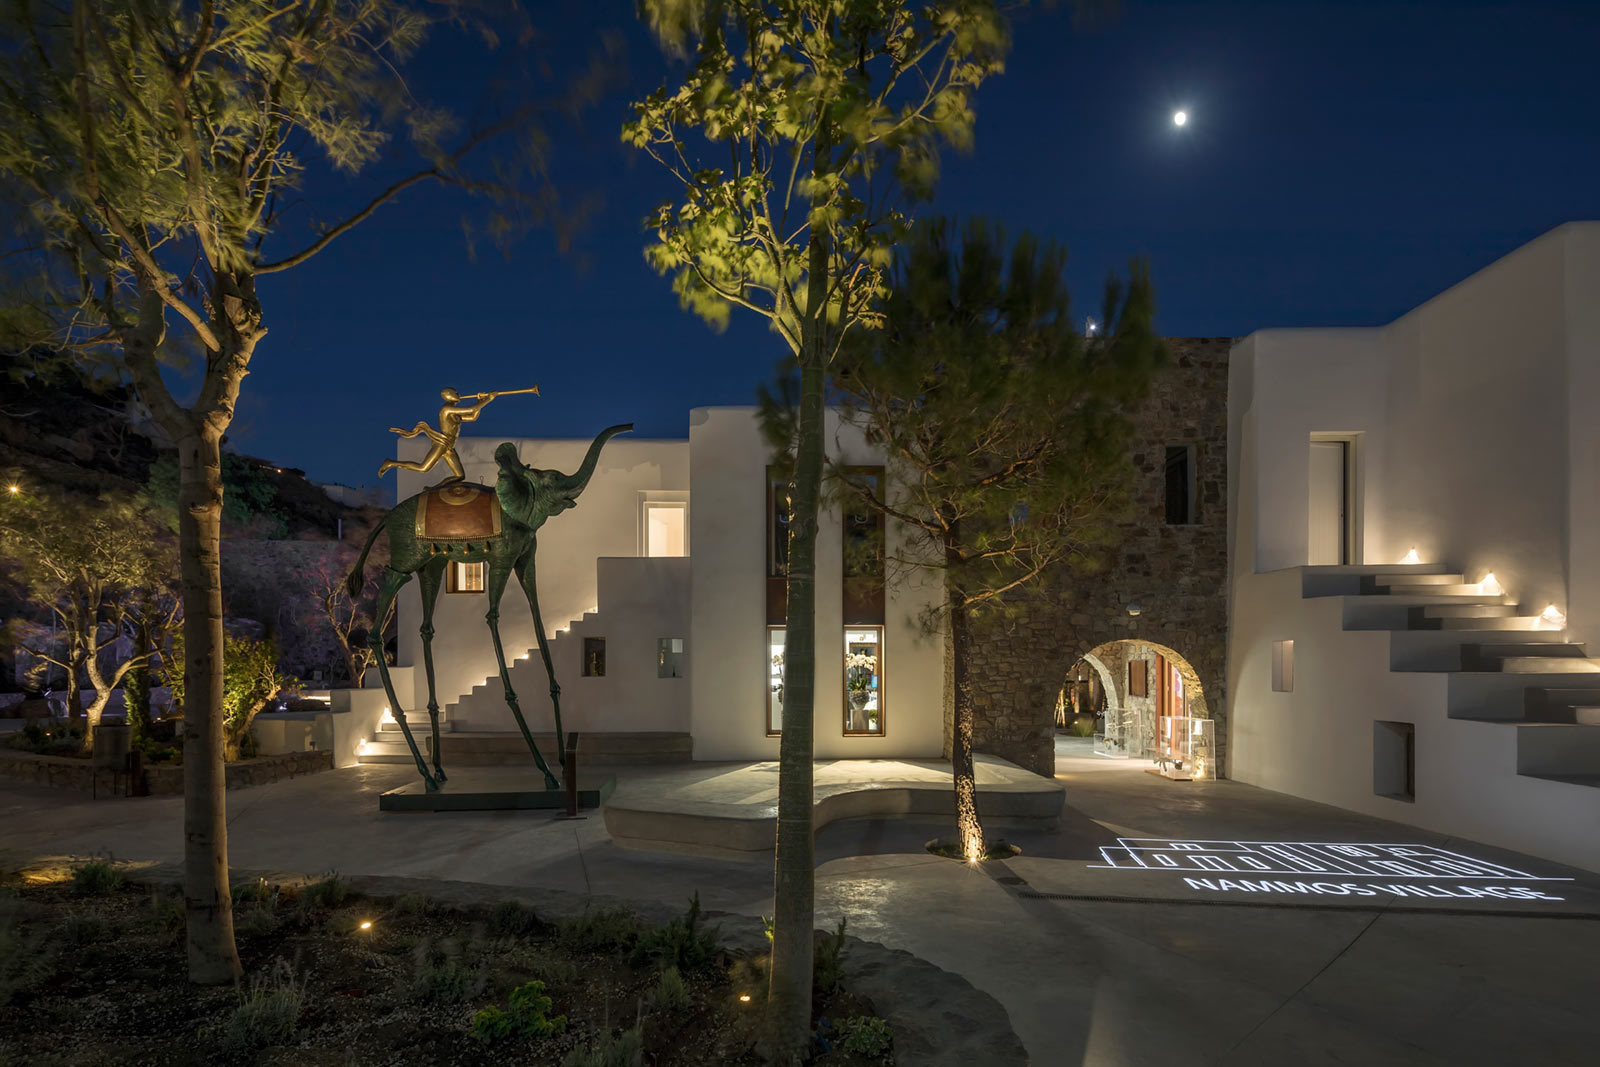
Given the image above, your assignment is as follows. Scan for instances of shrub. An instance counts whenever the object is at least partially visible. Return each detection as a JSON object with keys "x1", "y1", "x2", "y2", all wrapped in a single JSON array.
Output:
[
  {"x1": 490, "y1": 899, "x2": 541, "y2": 937},
  {"x1": 634, "y1": 893, "x2": 716, "y2": 972},
  {"x1": 813, "y1": 916, "x2": 847, "y2": 995},
  {"x1": 395, "y1": 893, "x2": 440, "y2": 917},
  {"x1": 1070, "y1": 717, "x2": 1097, "y2": 738},
  {"x1": 224, "y1": 959, "x2": 302, "y2": 1051},
  {"x1": 471, "y1": 979, "x2": 568, "y2": 1044},
  {"x1": 560, "y1": 1025, "x2": 644, "y2": 1067},
  {"x1": 411, "y1": 937, "x2": 488, "y2": 1002},
  {"x1": 235, "y1": 907, "x2": 277, "y2": 938},
  {"x1": 298, "y1": 872, "x2": 348, "y2": 910},
  {"x1": 558, "y1": 907, "x2": 644, "y2": 956},
  {"x1": 148, "y1": 888, "x2": 185, "y2": 940},
  {"x1": 61, "y1": 913, "x2": 109, "y2": 946},
  {"x1": 232, "y1": 877, "x2": 277, "y2": 907},
  {"x1": 72, "y1": 857, "x2": 123, "y2": 895},
  {"x1": 648, "y1": 965, "x2": 691, "y2": 1013},
  {"x1": 837, "y1": 1015, "x2": 893, "y2": 1058},
  {"x1": 1, "y1": 893, "x2": 52, "y2": 1005}
]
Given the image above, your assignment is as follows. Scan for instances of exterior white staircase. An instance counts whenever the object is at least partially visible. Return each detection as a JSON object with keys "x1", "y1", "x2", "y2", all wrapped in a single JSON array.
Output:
[
  {"x1": 357, "y1": 706, "x2": 455, "y2": 765},
  {"x1": 445, "y1": 608, "x2": 597, "y2": 726},
  {"x1": 1309, "y1": 567, "x2": 1600, "y2": 788}
]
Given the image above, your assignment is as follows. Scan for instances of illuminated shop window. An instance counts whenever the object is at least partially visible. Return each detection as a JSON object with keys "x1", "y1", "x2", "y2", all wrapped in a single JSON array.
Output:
[
  {"x1": 448, "y1": 561, "x2": 486, "y2": 594},
  {"x1": 767, "y1": 627, "x2": 785, "y2": 735},
  {"x1": 844, "y1": 627, "x2": 884, "y2": 736}
]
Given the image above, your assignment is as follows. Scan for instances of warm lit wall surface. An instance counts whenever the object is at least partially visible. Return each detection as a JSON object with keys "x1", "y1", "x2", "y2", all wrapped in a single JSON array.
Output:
[{"x1": 1227, "y1": 222, "x2": 1600, "y2": 871}]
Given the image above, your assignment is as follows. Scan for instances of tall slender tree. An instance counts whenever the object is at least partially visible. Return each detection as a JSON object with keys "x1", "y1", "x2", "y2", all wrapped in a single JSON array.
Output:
[
  {"x1": 0, "y1": 0, "x2": 565, "y2": 982},
  {"x1": 626, "y1": 3, "x2": 1007, "y2": 1055},
  {"x1": 823, "y1": 219, "x2": 1166, "y2": 859}
]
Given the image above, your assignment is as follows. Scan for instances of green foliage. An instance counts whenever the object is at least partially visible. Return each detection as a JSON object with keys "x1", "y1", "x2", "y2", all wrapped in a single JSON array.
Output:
[
  {"x1": 557, "y1": 907, "x2": 645, "y2": 956},
  {"x1": 395, "y1": 892, "x2": 441, "y2": 917},
  {"x1": 648, "y1": 965, "x2": 692, "y2": 1013},
  {"x1": 165, "y1": 630, "x2": 295, "y2": 761},
  {"x1": 560, "y1": 1025, "x2": 645, "y2": 1067},
  {"x1": 8, "y1": 720, "x2": 86, "y2": 757},
  {"x1": 490, "y1": 899, "x2": 542, "y2": 938},
  {"x1": 471, "y1": 979, "x2": 568, "y2": 1044},
  {"x1": 72, "y1": 858, "x2": 124, "y2": 896},
  {"x1": 147, "y1": 454, "x2": 288, "y2": 537},
  {"x1": 231, "y1": 877, "x2": 277, "y2": 907},
  {"x1": 297, "y1": 873, "x2": 349, "y2": 910},
  {"x1": 837, "y1": 1015, "x2": 894, "y2": 1058},
  {"x1": 634, "y1": 893, "x2": 717, "y2": 972},
  {"x1": 813, "y1": 916, "x2": 847, "y2": 994},
  {"x1": 0, "y1": 890, "x2": 53, "y2": 1006},
  {"x1": 224, "y1": 959, "x2": 302, "y2": 1051},
  {"x1": 147, "y1": 887, "x2": 186, "y2": 941},
  {"x1": 1070, "y1": 718, "x2": 1098, "y2": 738},
  {"x1": 234, "y1": 906, "x2": 277, "y2": 938},
  {"x1": 410, "y1": 936, "x2": 488, "y2": 1002}
]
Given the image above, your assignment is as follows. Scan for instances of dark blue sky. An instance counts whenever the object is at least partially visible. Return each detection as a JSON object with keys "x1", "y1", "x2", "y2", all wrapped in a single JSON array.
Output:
[{"x1": 220, "y1": 0, "x2": 1600, "y2": 488}]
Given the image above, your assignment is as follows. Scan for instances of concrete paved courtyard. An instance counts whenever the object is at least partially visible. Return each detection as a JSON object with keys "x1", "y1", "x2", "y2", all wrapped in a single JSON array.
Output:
[{"x1": 4, "y1": 737, "x2": 1597, "y2": 1065}]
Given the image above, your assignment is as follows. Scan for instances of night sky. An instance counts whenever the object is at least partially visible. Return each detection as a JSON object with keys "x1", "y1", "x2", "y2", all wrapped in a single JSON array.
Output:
[{"x1": 209, "y1": 0, "x2": 1599, "y2": 489}]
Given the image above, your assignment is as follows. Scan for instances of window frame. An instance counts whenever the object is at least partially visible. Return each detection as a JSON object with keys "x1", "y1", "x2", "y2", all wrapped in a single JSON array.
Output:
[
  {"x1": 766, "y1": 625, "x2": 785, "y2": 736},
  {"x1": 446, "y1": 559, "x2": 487, "y2": 594},
  {"x1": 843, "y1": 625, "x2": 885, "y2": 737},
  {"x1": 1164, "y1": 444, "x2": 1197, "y2": 526},
  {"x1": 582, "y1": 636, "x2": 607, "y2": 678}
]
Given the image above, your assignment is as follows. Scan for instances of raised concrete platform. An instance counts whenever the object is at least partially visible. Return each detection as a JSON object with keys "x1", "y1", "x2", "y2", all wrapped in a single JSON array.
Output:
[
  {"x1": 379, "y1": 769, "x2": 616, "y2": 812},
  {"x1": 437, "y1": 731, "x2": 692, "y2": 765},
  {"x1": 602, "y1": 754, "x2": 1063, "y2": 855}
]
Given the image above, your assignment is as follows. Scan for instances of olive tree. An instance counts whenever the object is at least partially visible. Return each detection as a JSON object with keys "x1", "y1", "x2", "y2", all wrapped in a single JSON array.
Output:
[
  {"x1": 0, "y1": 0, "x2": 559, "y2": 983},
  {"x1": 625, "y1": 1, "x2": 1008, "y2": 1054}
]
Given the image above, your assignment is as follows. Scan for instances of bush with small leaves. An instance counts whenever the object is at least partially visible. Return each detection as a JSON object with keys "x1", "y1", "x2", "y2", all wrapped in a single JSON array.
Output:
[
  {"x1": 813, "y1": 916, "x2": 848, "y2": 994},
  {"x1": 235, "y1": 907, "x2": 277, "y2": 938},
  {"x1": 395, "y1": 892, "x2": 439, "y2": 917},
  {"x1": 148, "y1": 889, "x2": 185, "y2": 941},
  {"x1": 558, "y1": 907, "x2": 644, "y2": 956},
  {"x1": 299, "y1": 872, "x2": 348, "y2": 910},
  {"x1": 1070, "y1": 717, "x2": 1097, "y2": 738},
  {"x1": 224, "y1": 959, "x2": 302, "y2": 1051},
  {"x1": 635, "y1": 893, "x2": 717, "y2": 972},
  {"x1": 61, "y1": 913, "x2": 110, "y2": 946},
  {"x1": 231, "y1": 877, "x2": 277, "y2": 908},
  {"x1": 649, "y1": 965, "x2": 691, "y2": 1013},
  {"x1": 560, "y1": 1025, "x2": 644, "y2": 1067},
  {"x1": 490, "y1": 898, "x2": 540, "y2": 937},
  {"x1": 411, "y1": 937, "x2": 488, "y2": 1002},
  {"x1": 837, "y1": 1015, "x2": 893, "y2": 1058},
  {"x1": 72, "y1": 858, "x2": 123, "y2": 895},
  {"x1": 471, "y1": 979, "x2": 568, "y2": 1044}
]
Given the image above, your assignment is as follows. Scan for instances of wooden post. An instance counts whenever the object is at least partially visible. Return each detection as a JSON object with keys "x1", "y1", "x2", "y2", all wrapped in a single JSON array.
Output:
[{"x1": 564, "y1": 731, "x2": 580, "y2": 816}]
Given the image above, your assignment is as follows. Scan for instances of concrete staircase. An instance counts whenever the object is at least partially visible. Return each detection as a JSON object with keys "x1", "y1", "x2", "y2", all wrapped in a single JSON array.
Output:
[
  {"x1": 357, "y1": 706, "x2": 455, "y2": 765},
  {"x1": 445, "y1": 608, "x2": 595, "y2": 728},
  {"x1": 1307, "y1": 566, "x2": 1600, "y2": 787}
]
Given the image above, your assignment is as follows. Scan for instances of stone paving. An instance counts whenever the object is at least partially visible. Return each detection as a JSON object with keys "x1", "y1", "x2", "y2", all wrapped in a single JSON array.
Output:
[{"x1": 4, "y1": 736, "x2": 1598, "y2": 1065}]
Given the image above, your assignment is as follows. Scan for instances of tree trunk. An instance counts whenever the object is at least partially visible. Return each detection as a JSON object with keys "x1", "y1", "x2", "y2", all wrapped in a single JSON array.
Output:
[
  {"x1": 177, "y1": 427, "x2": 242, "y2": 984},
  {"x1": 127, "y1": 619, "x2": 151, "y2": 745},
  {"x1": 947, "y1": 524, "x2": 985, "y2": 861},
  {"x1": 767, "y1": 120, "x2": 833, "y2": 1062}
]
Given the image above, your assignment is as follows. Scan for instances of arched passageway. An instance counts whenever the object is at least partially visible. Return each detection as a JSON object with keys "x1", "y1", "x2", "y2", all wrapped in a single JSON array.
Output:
[{"x1": 1056, "y1": 638, "x2": 1216, "y2": 779}]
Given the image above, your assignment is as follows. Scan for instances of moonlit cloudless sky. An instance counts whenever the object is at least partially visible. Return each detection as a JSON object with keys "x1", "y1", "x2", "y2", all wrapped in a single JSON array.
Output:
[{"x1": 215, "y1": 0, "x2": 1600, "y2": 488}]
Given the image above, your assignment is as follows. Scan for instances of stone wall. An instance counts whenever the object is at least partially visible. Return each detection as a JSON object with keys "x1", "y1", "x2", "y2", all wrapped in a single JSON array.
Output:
[
  {"x1": 962, "y1": 338, "x2": 1232, "y2": 777},
  {"x1": 0, "y1": 748, "x2": 333, "y2": 794}
]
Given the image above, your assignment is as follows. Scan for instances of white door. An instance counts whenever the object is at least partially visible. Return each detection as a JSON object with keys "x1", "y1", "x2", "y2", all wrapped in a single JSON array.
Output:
[{"x1": 1308, "y1": 440, "x2": 1349, "y2": 565}]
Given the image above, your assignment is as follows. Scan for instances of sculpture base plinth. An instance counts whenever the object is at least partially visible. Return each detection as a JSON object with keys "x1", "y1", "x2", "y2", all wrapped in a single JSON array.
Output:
[{"x1": 379, "y1": 769, "x2": 615, "y2": 813}]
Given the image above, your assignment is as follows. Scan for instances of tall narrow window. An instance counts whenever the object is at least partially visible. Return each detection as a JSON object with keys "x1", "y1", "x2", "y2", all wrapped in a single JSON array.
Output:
[
  {"x1": 1374, "y1": 720, "x2": 1415, "y2": 801},
  {"x1": 1128, "y1": 659, "x2": 1148, "y2": 698},
  {"x1": 1165, "y1": 445, "x2": 1196, "y2": 525},
  {"x1": 657, "y1": 638, "x2": 685, "y2": 678},
  {"x1": 842, "y1": 467, "x2": 886, "y2": 625},
  {"x1": 582, "y1": 637, "x2": 606, "y2": 677},
  {"x1": 1272, "y1": 640, "x2": 1295, "y2": 692},
  {"x1": 644, "y1": 503, "x2": 687, "y2": 557},
  {"x1": 447, "y1": 560, "x2": 486, "y2": 594},
  {"x1": 767, "y1": 627, "x2": 786, "y2": 735},
  {"x1": 767, "y1": 472, "x2": 791, "y2": 578},
  {"x1": 844, "y1": 627, "x2": 884, "y2": 736}
]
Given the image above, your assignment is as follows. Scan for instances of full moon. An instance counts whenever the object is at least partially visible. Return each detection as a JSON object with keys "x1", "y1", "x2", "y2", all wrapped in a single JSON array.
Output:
[{"x1": 1172, "y1": 109, "x2": 1189, "y2": 127}]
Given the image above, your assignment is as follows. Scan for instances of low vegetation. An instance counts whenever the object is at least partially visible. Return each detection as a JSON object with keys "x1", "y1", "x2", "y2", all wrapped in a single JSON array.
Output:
[{"x1": 0, "y1": 867, "x2": 893, "y2": 1064}]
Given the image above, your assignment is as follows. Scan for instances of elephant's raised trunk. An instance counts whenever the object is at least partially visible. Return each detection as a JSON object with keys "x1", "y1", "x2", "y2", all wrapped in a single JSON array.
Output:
[{"x1": 555, "y1": 423, "x2": 633, "y2": 498}]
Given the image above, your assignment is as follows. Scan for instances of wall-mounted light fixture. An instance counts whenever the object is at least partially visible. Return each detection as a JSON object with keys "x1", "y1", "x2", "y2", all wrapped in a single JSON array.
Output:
[{"x1": 1126, "y1": 603, "x2": 1143, "y2": 618}]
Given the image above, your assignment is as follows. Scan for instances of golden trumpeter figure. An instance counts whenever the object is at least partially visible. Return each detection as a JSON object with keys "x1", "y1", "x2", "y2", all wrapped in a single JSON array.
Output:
[{"x1": 378, "y1": 386, "x2": 540, "y2": 483}]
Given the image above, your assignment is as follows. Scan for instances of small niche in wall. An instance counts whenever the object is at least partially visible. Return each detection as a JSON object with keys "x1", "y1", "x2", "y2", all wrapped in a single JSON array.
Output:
[
  {"x1": 583, "y1": 637, "x2": 606, "y2": 678},
  {"x1": 1128, "y1": 660, "x2": 1147, "y2": 698},
  {"x1": 1271, "y1": 640, "x2": 1295, "y2": 692},
  {"x1": 657, "y1": 638, "x2": 684, "y2": 678},
  {"x1": 1374, "y1": 720, "x2": 1415, "y2": 801}
]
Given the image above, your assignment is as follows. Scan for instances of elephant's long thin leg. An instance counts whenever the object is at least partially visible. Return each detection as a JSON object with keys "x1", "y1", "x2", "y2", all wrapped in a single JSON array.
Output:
[
  {"x1": 417, "y1": 558, "x2": 449, "y2": 783},
  {"x1": 485, "y1": 558, "x2": 560, "y2": 790},
  {"x1": 369, "y1": 566, "x2": 437, "y2": 791},
  {"x1": 516, "y1": 553, "x2": 566, "y2": 766}
]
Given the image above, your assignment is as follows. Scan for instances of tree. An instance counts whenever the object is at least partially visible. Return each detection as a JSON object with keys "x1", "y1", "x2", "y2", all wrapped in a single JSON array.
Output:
[
  {"x1": 307, "y1": 547, "x2": 388, "y2": 686},
  {"x1": 0, "y1": 484, "x2": 178, "y2": 750},
  {"x1": 626, "y1": 2, "x2": 1007, "y2": 1054},
  {"x1": 165, "y1": 629, "x2": 294, "y2": 762},
  {"x1": 0, "y1": 0, "x2": 557, "y2": 983},
  {"x1": 824, "y1": 219, "x2": 1166, "y2": 860}
]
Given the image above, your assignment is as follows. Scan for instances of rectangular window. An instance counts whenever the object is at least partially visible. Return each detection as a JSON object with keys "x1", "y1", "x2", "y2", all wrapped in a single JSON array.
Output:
[
  {"x1": 657, "y1": 638, "x2": 684, "y2": 679},
  {"x1": 447, "y1": 560, "x2": 486, "y2": 594},
  {"x1": 644, "y1": 502, "x2": 687, "y2": 557},
  {"x1": 1165, "y1": 445, "x2": 1196, "y2": 525},
  {"x1": 1272, "y1": 640, "x2": 1295, "y2": 692},
  {"x1": 844, "y1": 627, "x2": 884, "y2": 736},
  {"x1": 1128, "y1": 660, "x2": 1147, "y2": 698},
  {"x1": 767, "y1": 627, "x2": 786, "y2": 735},
  {"x1": 767, "y1": 471, "x2": 791, "y2": 578},
  {"x1": 582, "y1": 637, "x2": 606, "y2": 678},
  {"x1": 842, "y1": 469, "x2": 885, "y2": 580},
  {"x1": 1374, "y1": 720, "x2": 1415, "y2": 802}
]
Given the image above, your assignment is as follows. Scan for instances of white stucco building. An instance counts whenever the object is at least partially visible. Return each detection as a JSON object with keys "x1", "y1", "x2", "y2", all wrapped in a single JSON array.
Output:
[
  {"x1": 378, "y1": 407, "x2": 944, "y2": 763},
  {"x1": 1227, "y1": 222, "x2": 1600, "y2": 871}
]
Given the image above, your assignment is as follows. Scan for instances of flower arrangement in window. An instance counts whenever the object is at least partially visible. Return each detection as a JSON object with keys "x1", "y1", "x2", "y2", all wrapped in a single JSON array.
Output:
[{"x1": 844, "y1": 651, "x2": 877, "y2": 691}]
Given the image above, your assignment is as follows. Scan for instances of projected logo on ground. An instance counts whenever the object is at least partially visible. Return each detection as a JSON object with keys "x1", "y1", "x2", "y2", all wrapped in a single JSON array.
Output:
[{"x1": 1090, "y1": 839, "x2": 1571, "y2": 902}]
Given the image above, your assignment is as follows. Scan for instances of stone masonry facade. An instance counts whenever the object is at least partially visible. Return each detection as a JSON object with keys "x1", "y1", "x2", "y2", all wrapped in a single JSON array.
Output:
[{"x1": 956, "y1": 338, "x2": 1232, "y2": 777}]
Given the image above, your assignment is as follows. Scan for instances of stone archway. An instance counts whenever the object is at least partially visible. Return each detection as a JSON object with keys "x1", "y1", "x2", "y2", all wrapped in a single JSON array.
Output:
[{"x1": 1059, "y1": 638, "x2": 1213, "y2": 765}]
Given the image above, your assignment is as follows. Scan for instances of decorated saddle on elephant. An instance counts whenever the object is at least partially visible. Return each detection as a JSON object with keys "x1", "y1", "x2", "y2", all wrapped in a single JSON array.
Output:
[{"x1": 413, "y1": 483, "x2": 503, "y2": 541}]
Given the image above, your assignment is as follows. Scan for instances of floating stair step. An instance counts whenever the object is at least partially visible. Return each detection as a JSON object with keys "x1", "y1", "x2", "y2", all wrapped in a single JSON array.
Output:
[
  {"x1": 1467, "y1": 642, "x2": 1587, "y2": 659},
  {"x1": 1364, "y1": 572, "x2": 1465, "y2": 588},
  {"x1": 1516, "y1": 722, "x2": 1600, "y2": 777},
  {"x1": 1415, "y1": 603, "x2": 1519, "y2": 618},
  {"x1": 1520, "y1": 773, "x2": 1600, "y2": 789},
  {"x1": 1496, "y1": 657, "x2": 1600, "y2": 674},
  {"x1": 358, "y1": 737, "x2": 433, "y2": 763},
  {"x1": 1432, "y1": 616, "x2": 1552, "y2": 631},
  {"x1": 1378, "y1": 583, "x2": 1491, "y2": 597}
]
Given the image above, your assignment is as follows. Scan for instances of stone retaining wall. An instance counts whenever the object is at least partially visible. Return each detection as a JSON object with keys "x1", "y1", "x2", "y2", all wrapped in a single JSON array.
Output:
[{"x1": 0, "y1": 748, "x2": 333, "y2": 795}]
